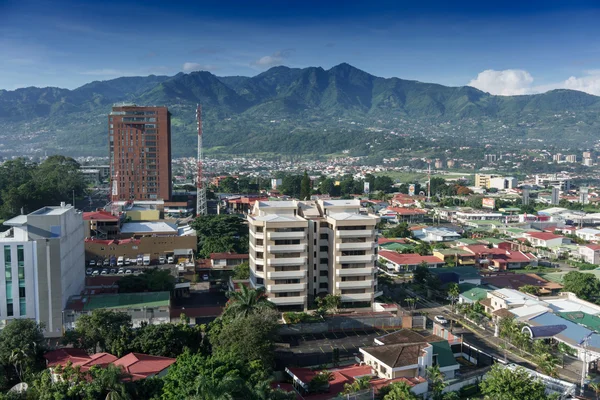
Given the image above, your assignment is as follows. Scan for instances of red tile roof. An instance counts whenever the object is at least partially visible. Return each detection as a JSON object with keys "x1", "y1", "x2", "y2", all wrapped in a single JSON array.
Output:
[
  {"x1": 379, "y1": 251, "x2": 444, "y2": 266},
  {"x1": 83, "y1": 211, "x2": 120, "y2": 221},
  {"x1": 586, "y1": 244, "x2": 600, "y2": 251},
  {"x1": 386, "y1": 207, "x2": 426, "y2": 216},
  {"x1": 378, "y1": 238, "x2": 408, "y2": 244},
  {"x1": 462, "y1": 245, "x2": 508, "y2": 255},
  {"x1": 525, "y1": 232, "x2": 564, "y2": 240},
  {"x1": 44, "y1": 349, "x2": 118, "y2": 371},
  {"x1": 114, "y1": 353, "x2": 176, "y2": 381}
]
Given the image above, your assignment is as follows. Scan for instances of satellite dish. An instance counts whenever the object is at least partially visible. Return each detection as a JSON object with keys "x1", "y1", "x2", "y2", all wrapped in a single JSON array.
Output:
[{"x1": 9, "y1": 382, "x2": 28, "y2": 393}]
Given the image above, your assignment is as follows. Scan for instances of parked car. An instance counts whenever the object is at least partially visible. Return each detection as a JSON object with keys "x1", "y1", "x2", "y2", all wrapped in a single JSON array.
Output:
[
  {"x1": 125, "y1": 269, "x2": 133, "y2": 275},
  {"x1": 103, "y1": 259, "x2": 110, "y2": 266},
  {"x1": 159, "y1": 255, "x2": 166, "y2": 264},
  {"x1": 92, "y1": 270, "x2": 100, "y2": 276},
  {"x1": 125, "y1": 258, "x2": 131, "y2": 265},
  {"x1": 86, "y1": 268, "x2": 93, "y2": 275},
  {"x1": 117, "y1": 256, "x2": 124, "y2": 267},
  {"x1": 89, "y1": 260, "x2": 96, "y2": 267},
  {"x1": 167, "y1": 256, "x2": 174, "y2": 264},
  {"x1": 434, "y1": 315, "x2": 448, "y2": 325},
  {"x1": 202, "y1": 274, "x2": 209, "y2": 281},
  {"x1": 110, "y1": 268, "x2": 116, "y2": 274},
  {"x1": 117, "y1": 268, "x2": 124, "y2": 275},
  {"x1": 101, "y1": 269, "x2": 108, "y2": 275}
]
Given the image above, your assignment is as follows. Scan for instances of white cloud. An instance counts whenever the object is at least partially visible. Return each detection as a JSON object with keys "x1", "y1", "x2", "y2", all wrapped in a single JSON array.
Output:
[
  {"x1": 468, "y1": 69, "x2": 600, "y2": 97},
  {"x1": 468, "y1": 69, "x2": 534, "y2": 95},
  {"x1": 251, "y1": 49, "x2": 294, "y2": 68},
  {"x1": 182, "y1": 62, "x2": 218, "y2": 72}
]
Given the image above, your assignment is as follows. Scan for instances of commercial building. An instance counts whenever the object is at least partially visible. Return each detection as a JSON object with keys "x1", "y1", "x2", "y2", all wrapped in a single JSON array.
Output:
[
  {"x1": 109, "y1": 104, "x2": 172, "y2": 201},
  {"x1": 1, "y1": 204, "x2": 85, "y2": 337},
  {"x1": 489, "y1": 176, "x2": 517, "y2": 190},
  {"x1": 535, "y1": 174, "x2": 571, "y2": 191},
  {"x1": 247, "y1": 199, "x2": 379, "y2": 310},
  {"x1": 551, "y1": 187, "x2": 560, "y2": 205}
]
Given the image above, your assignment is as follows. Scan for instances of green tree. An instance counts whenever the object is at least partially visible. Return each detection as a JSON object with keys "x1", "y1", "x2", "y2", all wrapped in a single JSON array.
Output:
[
  {"x1": 193, "y1": 374, "x2": 243, "y2": 400},
  {"x1": 300, "y1": 171, "x2": 311, "y2": 200},
  {"x1": 447, "y1": 283, "x2": 460, "y2": 312},
  {"x1": 224, "y1": 286, "x2": 275, "y2": 319},
  {"x1": 128, "y1": 322, "x2": 204, "y2": 358},
  {"x1": 191, "y1": 215, "x2": 249, "y2": 258},
  {"x1": 210, "y1": 310, "x2": 280, "y2": 365},
  {"x1": 279, "y1": 175, "x2": 303, "y2": 198},
  {"x1": 413, "y1": 264, "x2": 431, "y2": 284},
  {"x1": 218, "y1": 176, "x2": 239, "y2": 194},
  {"x1": 427, "y1": 364, "x2": 446, "y2": 400},
  {"x1": 480, "y1": 364, "x2": 549, "y2": 400},
  {"x1": 0, "y1": 319, "x2": 46, "y2": 385},
  {"x1": 383, "y1": 222, "x2": 411, "y2": 238},
  {"x1": 232, "y1": 261, "x2": 250, "y2": 280},
  {"x1": 308, "y1": 371, "x2": 334, "y2": 393},
  {"x1": 86, "y1": 364, "x2": 131, "y2": 400},
  {"x1": 519, "y1": 285, "x2": 540, "y2": 296},
  {"x1": 415, "y1": 241, "x2": 433, "y2": 256},
  {"x1": 63, "y1": 309, "x2": 133, "y2": 355},
  {"x1": 562, "y1": 271, "x2": 600, "y2": 301},
  {"x1": 343, "y1": 376, "x2": 371, "y2": 395},
  {"x1": 118, "y1": 268, "x2": 175, "y2": 293},
  {"x1": 380, "y1": 380, "x2": 420, "y2": 400},
  {"x1": 590, "y1": 382, "x2": 600, "y2": 400},
  {"x1": 373, "y1": 176, "x2": 394, "y2": 193}
]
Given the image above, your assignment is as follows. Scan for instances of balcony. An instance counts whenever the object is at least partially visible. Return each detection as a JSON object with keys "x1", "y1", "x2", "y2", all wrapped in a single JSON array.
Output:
[
  {"x1": 267, "y1": 244, "x2": 306, "y2": 253},
  {"x1": 336, "y1": 280, "x2": 373, "y2": 289},
  {"x1": 319, "y1": 239, "x2": 329, "y2": 247},
  {"x1": 336, "y1": 267, "x2": 375, "y2": 277},
  {"x1": 336, "y1": 242, "x2": 374, "y2": 251},
  {"x1": 250, "y1": 230, "x2": 264, "y2": 240},
  {"x1": 267, "y1": 256, "x2": 307, "y2": 266},
  {"x1": 268, "y1": 296, "x2": 306, "y2": 306},
  {"x1": 267, "y1": 270, "x2": 306, "y2": 279},
  {"x1": 336, "y1": 229, "x2": 374, "y2": 238},
  {"x1": 267, "y1": 283, "x2": 307, "y2": 292},
  {"x1": 340, "y1": 293, "x2": 373, "y2": 302},
  {"x1": 268, "y1": 231, "x2": 306, "y2": 240},
  {"x1": 249, "y1": 254, "x2": 264, "y2": 265},
  {"x1": 336, "y1": 254, "x2": 375, "y2": 264},
  {"x1": 250, "y1": 242, "x2": 264, "y2": 253}
]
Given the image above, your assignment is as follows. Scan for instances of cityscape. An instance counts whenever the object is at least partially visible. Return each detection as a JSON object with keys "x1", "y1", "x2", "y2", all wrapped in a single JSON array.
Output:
[{"x1": 4, "y1": 1, "x2": 600, "y2": 399}]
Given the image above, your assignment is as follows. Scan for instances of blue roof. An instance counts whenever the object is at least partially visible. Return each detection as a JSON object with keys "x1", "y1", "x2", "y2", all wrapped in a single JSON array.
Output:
[
  {"x1": 526, "y1": 325, "x2": 567, "y2": 338},
  {"x1": 528, "y1": 312, "x2": 600, "y2": 351}
]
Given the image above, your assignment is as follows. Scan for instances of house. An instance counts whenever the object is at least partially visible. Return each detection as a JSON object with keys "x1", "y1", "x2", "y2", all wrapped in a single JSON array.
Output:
[
  {"x1": 576, "y1": 228, "x2": 600, "y2": 242},
  {"x1": 412, "y1": 227, "x2": 462, "y2": 243},
  {"x1": 44, "y1": 349, "x2": 176, "y2": 381},
  {"x1": 458, "y1": 283, "x2": 492, "y2": 304},
  {"x1": 392, "y1": 194, "x2": 424, "y2": 208},
  {"x1": 379, "y1": 207, "x2": 427, "y2": 224},
  {"x1": 579, "y1": 245, "x2": 600, "y2": 265},
  {"x1": 360, "y1": 329, "x2": 459, "y2": 381},
  {"x1": 210, "y1": 252, "x2": 248, "y2": 269},
  {"x1": 432, "y1": 248, "x2": 476, "y2": 266},
  {"x1": 429, "y1": 267, "x2": 482, "y2": 285},
  {"x1": 480, "y1": 288, "x2": 541, "y2": 314},
  {"x1": 378, "y1": 251, "x2": 445, "y2": 272},
  {"x1": 83, "y1": 210, "x2": 122, "y2": 239},
  {"x1": 461, "y1": 245, "x2": 537, "y2": 270},
  {"x1": 482, "y1": 273, "x2": 563, "y2": 296},
  {"x1": 524, "y1": 232, "x2": 568, "y2": 248}
]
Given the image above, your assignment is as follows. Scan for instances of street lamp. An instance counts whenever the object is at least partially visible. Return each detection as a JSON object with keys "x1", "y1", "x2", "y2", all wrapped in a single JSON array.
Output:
[{"x1": 579, "y1": 332, "x2": 593, "y2": 396}]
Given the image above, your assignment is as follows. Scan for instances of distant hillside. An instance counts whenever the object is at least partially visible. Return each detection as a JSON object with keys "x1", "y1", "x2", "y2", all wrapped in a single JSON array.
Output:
[{"x1": 1, "y1": 63, "x2": 600, "y2": 157}]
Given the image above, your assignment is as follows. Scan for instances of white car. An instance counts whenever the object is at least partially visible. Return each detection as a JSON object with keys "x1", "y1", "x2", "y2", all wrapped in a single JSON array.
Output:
[
  {"x1": 92, "y1": 270, "x2": 100, "y2": 276},
  {"x1": 86, "y1": 268, "x2": 93, "y2": 275},
  {"x1": 125, "y1": 258, "x2": 131, "y2": 265},
  {"x1": 117, "y1": 268, "x2": 124, "y2": 275},
  {"x1": 89, "y1": 260, "x2": 96, "y2": 267},
  {"x1": 167, "y1": 256, "x2": 174, "y2": 264},
  {"x1": 101, "y1": 269, "x2": 108, "y2": 276},
  {"x1": 434, "y1": 315, "x2": 448, "y2": 325},
  {"x1": 125, "y1": 269, "x2": 133, "y2": 275}
]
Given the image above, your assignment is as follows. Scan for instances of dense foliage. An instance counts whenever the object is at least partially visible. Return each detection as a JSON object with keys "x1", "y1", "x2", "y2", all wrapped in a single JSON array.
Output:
[
  {"x1": 191, "y1": 214, "x2": 249, "y2": 258},
  {"x1": 562, "y1": 271, "x2": 600, "y2": 302},
  {"x1": 0, "y1": 156, "x2": 85, "y2": 219},
  {"x1": 118, "y1": 268, "x2": 175, "y2": 293},
  {"x1": 479, "y1": 364, "x2": 557, "y2": 400}
]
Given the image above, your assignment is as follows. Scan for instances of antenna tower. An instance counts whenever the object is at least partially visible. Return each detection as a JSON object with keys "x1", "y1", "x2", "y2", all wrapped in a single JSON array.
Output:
[
  {"x1": 196, "y1": 105, "x2": 207, "y2": 216},
  {"x1": 427, "y1": 161, "x2": 431, "y2": 202}
]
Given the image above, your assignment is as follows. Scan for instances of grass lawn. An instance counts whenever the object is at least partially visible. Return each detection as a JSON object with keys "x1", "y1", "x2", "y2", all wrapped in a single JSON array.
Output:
[{"x1": 511, "y1": 267, "x2": 558, "y2": 275}]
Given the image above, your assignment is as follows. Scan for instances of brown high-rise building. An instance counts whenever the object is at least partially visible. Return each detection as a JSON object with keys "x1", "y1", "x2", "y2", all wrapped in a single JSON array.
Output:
[{"x1": 109, "y1": 104, "x2": 171, "y2": 201}]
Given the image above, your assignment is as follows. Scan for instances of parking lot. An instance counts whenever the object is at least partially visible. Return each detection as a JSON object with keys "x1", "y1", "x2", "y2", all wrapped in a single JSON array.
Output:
[{"x1": 278, "y1": 328, "x2": 392, "y2": 355}]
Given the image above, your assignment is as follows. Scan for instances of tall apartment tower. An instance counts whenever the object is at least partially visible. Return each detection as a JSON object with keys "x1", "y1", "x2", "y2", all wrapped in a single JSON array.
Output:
[
  {"x1": 1, "y1": 204, "x2": 85, "y2": 337},
  {"x1": 551, "y1": 187, "x2": 560, "y2": 205},
  {"x1": 248, "y1": 199, "x2": 380, "y2": 311},
  {"x1": 109, "y1": 104, "x2": 171, "y2": 201}
]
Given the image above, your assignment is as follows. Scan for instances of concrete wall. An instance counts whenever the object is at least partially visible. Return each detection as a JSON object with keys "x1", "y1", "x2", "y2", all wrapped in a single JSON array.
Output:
[{"x1": 85, "y1": 235, "x2": 197, "y2": 263}]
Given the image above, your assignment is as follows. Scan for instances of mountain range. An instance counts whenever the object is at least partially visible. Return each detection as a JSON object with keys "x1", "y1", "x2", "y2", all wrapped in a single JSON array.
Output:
[{"x1": 1, "y1": 63, "x2": 600, "y2": 157}]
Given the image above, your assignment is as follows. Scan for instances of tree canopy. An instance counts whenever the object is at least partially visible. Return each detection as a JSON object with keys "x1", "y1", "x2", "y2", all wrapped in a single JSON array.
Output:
[
  {"x1": 479, "y1": 364, "x2": 552, "y2": 400},
  {"x1": 562, "y1": 271, "x2": 600, "y2": 302},
  {"x1": 191, "y1": 214, "x2": 249, "y2": 258},
  {"x1": 118, "y1": 268, "x2": 175, "y2": 293}
]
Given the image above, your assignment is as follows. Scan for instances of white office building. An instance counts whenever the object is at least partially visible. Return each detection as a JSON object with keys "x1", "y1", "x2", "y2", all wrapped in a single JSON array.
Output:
[{"x1": 1, "y1": 203, "x2": 85, "y2": 337}]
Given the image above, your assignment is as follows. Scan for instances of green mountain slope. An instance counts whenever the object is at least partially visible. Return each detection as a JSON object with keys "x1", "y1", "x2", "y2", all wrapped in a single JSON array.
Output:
[{"x1": 1, "y1": 63, "x2": 600, "y2": 157}]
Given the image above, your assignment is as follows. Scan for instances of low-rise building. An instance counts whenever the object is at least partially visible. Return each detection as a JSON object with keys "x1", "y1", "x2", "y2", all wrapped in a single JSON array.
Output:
[
  {"x1": 378, "y1": 251, "x2": 445, "y2": 271},
  {"x1": 429, "y1": 266, "x2": 482, "y2": 285},
  {"x1": 210, "y1": 252, "x2": 248, "y2": 269},
  {"x1": 579, "y1": 244, "x2": 600, "y2": 265},
  {"x1": 379, "y1": 207, "x2": 426, "y2": 224},
  {"x1": 575, "y1": 228, "x2": 600, "y2": 242},
  {"x1": 432, "y1": 248, "x2": 476, "y2": 266},
  {"x1": 524, "y1": 232, "x2": 568, "y2": 248},
  {"x1": 63, "y1": 292, "x2": 171, "y2": 330},
  {"x1": 412, "y1": 227, "x2": 461, "y2": 242}
]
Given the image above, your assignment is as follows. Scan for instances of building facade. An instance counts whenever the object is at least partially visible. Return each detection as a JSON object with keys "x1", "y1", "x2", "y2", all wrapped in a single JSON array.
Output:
[
  {"x1": 247, "y1": 200, "x2": 379, "y2": 311},
  {"x1": 1, "y1": 204, "x2": 85, "y2": 337},
  {"x1": 109, "y1": 104, "x2": 172, "y2": 201}
]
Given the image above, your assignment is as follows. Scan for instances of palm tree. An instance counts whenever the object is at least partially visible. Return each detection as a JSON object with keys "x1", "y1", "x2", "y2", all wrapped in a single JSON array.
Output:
[
  {"x1": 89, "y1": 365, "x2": 130, "y2": 400},
  {"x1": 224, "y1": 285, "x2": 275, "y2": 318},
  {"x1": 404, "y1": 298, "x2": 416, "y2": 314},
  {"x1": 426, "y1": 364, "x2": 446, "y2": 400},
  {"x1": 447, "y1": 283, "x2": 460, "y2": 312},
  {"x1": 590, "y1": 382, "x2": 600, "y2": 400},
  {"x1": 535, "y1": 353, "x2": 559, "y2": 377},
  {"x1": 382, "y1": 381, "x2": 419, "y2": 400},
  {"x1": 308, "y1": 371, "x2": 334, "y2": 393},
  {"x1": 343, "y1": 376, "x2": 371, "y2": 394},
  {"x1": 9, "y1": 349, "x2": 27, "y2": 382},
  {"x1": 415, "y1": 241, "x2": 432, "y2": 256}
]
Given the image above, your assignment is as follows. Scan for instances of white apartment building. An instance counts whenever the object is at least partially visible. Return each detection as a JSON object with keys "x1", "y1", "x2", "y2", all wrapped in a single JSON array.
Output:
[
  {"x1": 247, "y1": 199, "x2": 379, "y2": 311},
  {"x1": 1, "y1": 203, "x2": 85, "y2": 337}
]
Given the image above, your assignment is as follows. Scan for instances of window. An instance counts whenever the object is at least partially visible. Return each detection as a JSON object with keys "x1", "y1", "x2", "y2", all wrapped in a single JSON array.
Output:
[
  {"x1": 6, "y1": 300, "x2": 13, "y2": 317},
  {"x1": 319, "y1": 246, "x2": 328, "y2": 252},
  {"x1": 19, "y1": 298, "x2": 26, "y2": 316},
  {"x1": 319, "y1": 270, "x2": 328, "y2": 276},
  {"x1": 19, "y1": 287, "x2": 25, "y2": 298},
  {"x1": 320, "y1": 258, "x2": 328, "y2": 264},
  {"x1": 319, "y1": 282, "x2": 328, "y2": 289},
  {"x1": 17, "y1": 245, "x2": 24, "y2": 264}
]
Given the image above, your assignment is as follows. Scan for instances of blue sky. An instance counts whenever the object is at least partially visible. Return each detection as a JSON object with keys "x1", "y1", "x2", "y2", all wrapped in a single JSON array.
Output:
[{"x1": 2, "y1": 0, "x2": 600, "y2": 95}]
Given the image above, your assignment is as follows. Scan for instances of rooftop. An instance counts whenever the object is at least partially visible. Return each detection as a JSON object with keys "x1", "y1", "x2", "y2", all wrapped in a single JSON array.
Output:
[
  {"x1": 66, "y1": 292, "x2": 170, "y2": 312},
  {"x1": 429, "y1": 266, "x2": 482, "y2": 280},
  {"x1": 378, "y1": 251, "x2": 444, "y2": 266},
  {"x1": 360, "y1": 343, "x2": 429, "y2": 368},
  {"x1": 83, "y1": 210, "x2": 120, "y2": 221},
  {"x1": 120, "y1": 221, "x2": 177, "y2": 234},
  {"x1": 328, "y1": 212, "x2": 375, "y2": 221}
]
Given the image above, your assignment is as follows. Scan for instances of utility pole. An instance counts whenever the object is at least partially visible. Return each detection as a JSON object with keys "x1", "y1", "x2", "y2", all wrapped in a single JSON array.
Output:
[
  {"x1": 196, "y1": 105, "x2": 207, "y2": 216},
  {"x1": 580, "y1": 332, "x2": 593, "y2": 396}
]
